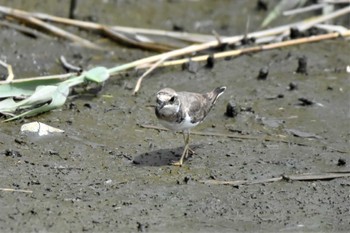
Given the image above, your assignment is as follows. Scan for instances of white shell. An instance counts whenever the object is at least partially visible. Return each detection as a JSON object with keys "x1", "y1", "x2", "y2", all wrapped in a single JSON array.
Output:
[{"x1": 21, "y1": 121, "x2": 64, "y2": 136}]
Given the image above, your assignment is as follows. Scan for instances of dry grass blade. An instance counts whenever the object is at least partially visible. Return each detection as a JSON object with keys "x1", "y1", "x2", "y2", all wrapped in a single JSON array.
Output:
[
  {"x1": 133, "y1": 56, "x2": 168, "y2": 95},
  {"x1": 0, "y1": 60, "x2": 14, "y2": 82},
  {"x1": 0, "y1": 6, "x2": 101, "y2": 49},
  {"x1": 0, "y1": 20, "x2": 51, "y2": 39},
  {"x1": 0, "y1": 6, "x2": 199, "y2": 50},
  {"x1": 0, "y1": 73, "x2": 76, "y2": 84},
  {"x1": 0, "y1": 188, "x2": 33, "y2": 193},
  {"x1": 101, "y1": 26, "x2": 176, "y2": 52},
  {"x1": 139, "y1": 124, "x2": 290, "y2": 143},
  {"x1": 284, "y1": 172, "x2": 350, "y2": 181},
  {"x1": 200, "y1": 177, "x2": 283, "y2": 186},
  {"x1": 59, "y1": 56, "x2": 82, "y2": 72},
  {"x1": 111, "y1": 25, "x2": 217, "y2": 43},
  {"x1": 113, "y1": 6, "x2": 350, "y2": 75},
  {"x1": 325, "y1": 0, "x2": 350, "y2": 2},
  {"x1": 0, "y1": 6, "x2": 186, "y2": 52},
  {"x1": 315, "y1": 23, "x2": 349, "y2": 34},
  {"x1": 140, "y1": 123, "x2": 305, "y2": 145},
  {"x1": 200, "y1": 172, "x2": 350, "y2": 186},
  {"x1": 141, "y1": 31, "x2": 350, "y2": 69},
  {"x1": 139, "y1": 124, "x2": 348, "y2": 153},
  {"x1": 297, "y1": 5, "x2": 350, "y2": 30},
  {"x1": 283, "y1": 3, "x2": 325, "y2": 16},
  {"x1": 8, "y1": 7, "x2": 216, "y2": 43}
]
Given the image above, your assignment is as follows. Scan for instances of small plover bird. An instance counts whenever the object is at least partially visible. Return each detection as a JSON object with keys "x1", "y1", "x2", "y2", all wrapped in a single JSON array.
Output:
[{"x1": 155, "y1": 86, "x2": 226, "y2": 166}]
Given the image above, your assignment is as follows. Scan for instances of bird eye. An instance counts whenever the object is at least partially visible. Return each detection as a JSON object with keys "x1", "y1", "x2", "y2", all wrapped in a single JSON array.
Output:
[{"x1": 169, "y1": 96, "x2": 175, "y2": 103}]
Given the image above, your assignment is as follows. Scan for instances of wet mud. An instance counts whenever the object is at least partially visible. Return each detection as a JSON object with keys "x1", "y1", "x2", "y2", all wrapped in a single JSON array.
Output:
[{"x1": 0, "y1": 1, "x2": 349, "y2": 232}]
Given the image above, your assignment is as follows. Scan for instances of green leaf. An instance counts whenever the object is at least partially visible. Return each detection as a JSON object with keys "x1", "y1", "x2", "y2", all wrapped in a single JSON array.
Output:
[
  {"x1": 5, "y1": 83, "x2": 70, "y2": 121},
  {"x1": 0, "y1": 98, "x2": 18, "y2": 114},
  {"x1": 84, "y1": 67, "x2": 110, "y2": 83},
  {"x1": 0, "y1": 79, "x2": 62, "y2": 98},
  {"x1": 16, "y1": 85, "x2": 58, "y2": 109},
  {"x1": 0, "y1": 85, "x2": 58, "y2": 116},
  {"x1": 50, "y1": 82, "x2": 70, "y2": 107}
]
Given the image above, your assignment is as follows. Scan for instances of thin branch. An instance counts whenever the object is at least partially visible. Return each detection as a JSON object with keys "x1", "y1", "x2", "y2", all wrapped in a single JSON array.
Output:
[
  {"x1": 0, "y1": 188, "x2": 33, "y2": 193},
  {"x1": 141, "y1": 31, "x2": 350, "y2": 69},
  {"x1": 200, "y1": 172, "x2": 350, "y2": 186},
  {"x1": 201, "y1": 177, "x2": 283, "y2": 186},
  {"x1": 59, "y1": 56, "x2": 82, "y2": 72},
  {"x1": 139, "y1": 124, "x2": 348, "y2": 153},
  {"x1": 0, "y1": 6, "x2": 203, "y2": 50},
  {"x1": 0, "y1": 72, "x2": 77, "y2": 84},
  {"x1": 297, "y1": 5, "x2": 350, "y2": 31},
  {"x1": 7, "y1": 7, "x2": 216, "y2": 43},
  {"x1": 139, "y1": 124, "x2": 291, "y2": 143},
  {"x1": 285, "y1": 172, "x2": 350, "y2": 181},
  {"x1": 314, "y1": 23, "x2": 349, "y2": 34},
  {"x1": 0, "y1": 6, "x2": 102, "y2": 50},
  {"x1": 324, "y1": 0, "x2": 350, "y2": 3},
  {"x1": 283, "y1": 3, "x2": 325, "y2": 16},
  {"x1": 119, "y1": 7, "x2": 350, "y2": 73},
  {"x1": 0, "y1": 60, "x2": 14, "y2": 82},
  {"x1": 0, "y1": 20, "x2": 51, "y2": 39},
  {"x1": 101, "y1": 26, "x2": 176, "y2": 52},
  {"x1": 133, "y1": 56, "x2": 168, "y2": 95}
]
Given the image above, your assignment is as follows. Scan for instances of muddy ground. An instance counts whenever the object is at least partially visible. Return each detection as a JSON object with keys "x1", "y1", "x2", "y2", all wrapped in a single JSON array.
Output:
[{"x1": 0, "y1": 1, "x2": 350, "y2": 232}]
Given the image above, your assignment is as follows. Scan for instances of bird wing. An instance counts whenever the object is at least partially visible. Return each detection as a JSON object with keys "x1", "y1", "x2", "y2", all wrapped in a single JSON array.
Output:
[{"x1": 179, "y1": 92, "x2": 209, "y2": 123}]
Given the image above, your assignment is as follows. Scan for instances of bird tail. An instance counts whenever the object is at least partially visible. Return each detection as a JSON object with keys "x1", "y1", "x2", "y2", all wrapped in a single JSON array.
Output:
[{"x1": 207, "y1": 86, "x2": 226, "y2": 105}]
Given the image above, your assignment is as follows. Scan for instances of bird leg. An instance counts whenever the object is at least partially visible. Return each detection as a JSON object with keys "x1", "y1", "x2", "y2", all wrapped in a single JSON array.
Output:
[
  {"x1": 171, "y1": 131, "x2": 190, "y2": 166},
  {"x1": 183, "y1": 131, "x2": 195, "y2": 156}
]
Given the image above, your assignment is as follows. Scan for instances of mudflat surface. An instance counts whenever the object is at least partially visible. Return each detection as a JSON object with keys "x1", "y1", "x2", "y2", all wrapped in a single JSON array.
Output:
[{"x1": 0, "y1": 1, "x2": 349, "y2": 232}]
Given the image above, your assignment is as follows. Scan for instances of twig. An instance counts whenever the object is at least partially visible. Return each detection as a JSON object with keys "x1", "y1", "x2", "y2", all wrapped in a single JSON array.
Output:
[
  {"x1": 297, "y1": 5, "x2": 350, "y2": 31},
  {"x1": 314, "y1": 23, "x2": 349, "y2": 34},
  {"x1": 3, "y1": 6, "x2": 216, "y2": 43},
  {"x1": 139, "y1": 124, "x2": 348, "y2": 153},
  {"x1": 0, "y1": 20, "x2": 51, "y2": 39},
  {"x1": 141, "y1": 31, "x2": 350, "y2": 68},
  {"x1": 59, "y1": 56, "x2": 82, "y2": 72},
  {"x1": 0, "y1": 188, "x2": 33, "y2": 193},
  {"x1": 200, "y1": 172, "x2": 350, "y2": 186},
  {"x1": 0, "y1": 6, "x2": 192, "y2": 50},
  {"x1": 284, "y1": 172, "x2": 350, "y2": 181},
  {"x1": 101, "y1": 26, "x2": 176, "y2": 52},
  {"x1": 0, "y1": 5, "x2": 348, "y2": 91},
  {"x1": 0, "y1": 72, "x2": 77, "y2": 84},
  {"x1": 7, "y1": 5, "x2": 345, "y2": 75},
  {"x1": 140, "y1": 124, "x2": 294, "y2": 143},
  {"x1": 283, "y1": 3, "x2": 325, "y2": 16},
  {"x1": 2, "y1": 5, "x2": 347, "y2": 74},
  {"x1": 133, "y1": 56, "x2": 168, "y2": 95},
  {"x1": 0, "y1": 6, "x2": 101, "y2": 50},
  {"x1": 0, "y1": 60, "x2": 14, "y2": 82},
  {"x1": 324, "y1": 0, "x2": 350, "y2": 3},
  {"x1": 200, "y1": 177, "x2": 283, "y2": 186}
]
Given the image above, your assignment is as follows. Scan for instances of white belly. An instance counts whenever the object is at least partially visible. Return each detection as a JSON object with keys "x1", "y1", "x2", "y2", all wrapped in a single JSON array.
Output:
[{"x1": 159, "y1": 113, "x2": 199, "y2": 131}]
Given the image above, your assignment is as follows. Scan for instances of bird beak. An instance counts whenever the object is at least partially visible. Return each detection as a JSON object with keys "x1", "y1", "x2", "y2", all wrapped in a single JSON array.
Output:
[
  {"x1": 157, "y1": 100, "x2": 165, "y2": 110},
  {"x1": 159, "y1": 102, "x2": 165, "y2": 110}
]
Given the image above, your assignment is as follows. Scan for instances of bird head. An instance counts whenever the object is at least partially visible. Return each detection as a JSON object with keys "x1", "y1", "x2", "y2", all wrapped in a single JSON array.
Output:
[{"x1": 156, "y1": 88, "x2": 180, "y2": 114}]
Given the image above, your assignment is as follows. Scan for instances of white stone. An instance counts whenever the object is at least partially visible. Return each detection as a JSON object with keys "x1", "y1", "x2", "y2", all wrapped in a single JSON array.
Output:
[{"x1": 21, "y1": 121, "x2": 64, "y2": 136}]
